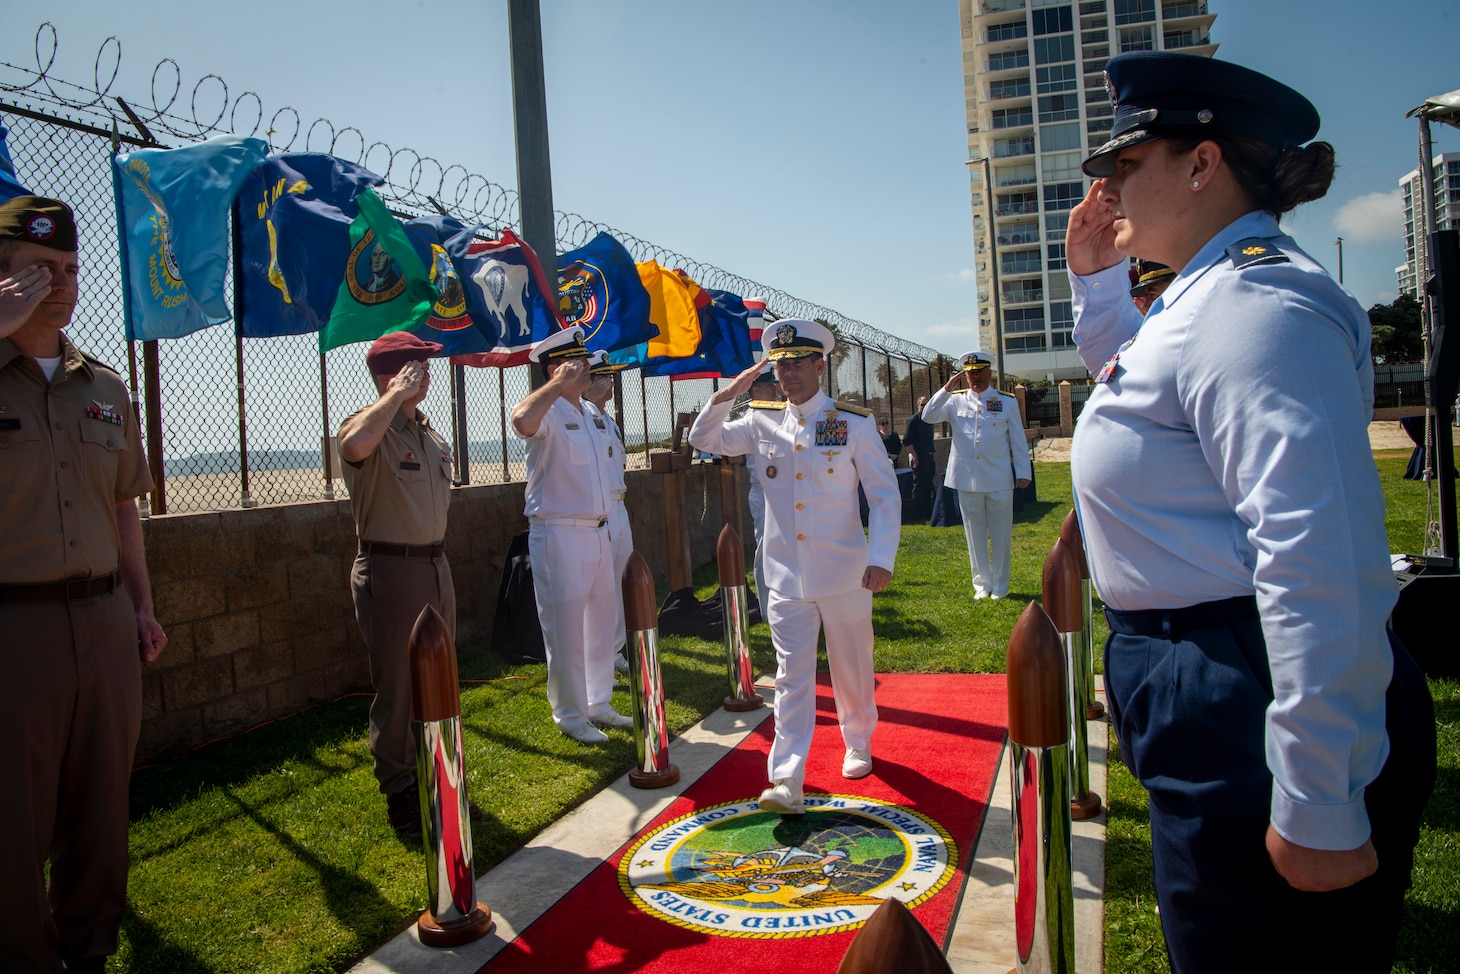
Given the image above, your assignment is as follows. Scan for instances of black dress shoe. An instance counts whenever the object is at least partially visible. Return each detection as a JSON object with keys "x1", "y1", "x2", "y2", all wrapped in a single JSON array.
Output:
[
  {"x1": 386, "y1": 788, "x2": 423, "y2": 840},
  {"x1": 65, "y1": 959, "x2": 108, "y2": 974}
]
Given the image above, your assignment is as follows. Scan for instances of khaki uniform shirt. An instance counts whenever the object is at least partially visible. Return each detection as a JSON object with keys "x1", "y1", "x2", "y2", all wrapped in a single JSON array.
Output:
[
  {"x1": 0, "y1": 335, "x2": 152, "y2": 584},
  {"x1": 339, "y1": 408, "x2": 452, "y2": 544}
]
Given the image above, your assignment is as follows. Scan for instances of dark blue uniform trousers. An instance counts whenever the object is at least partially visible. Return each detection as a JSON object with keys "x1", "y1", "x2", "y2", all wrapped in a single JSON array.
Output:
[{"x1": 1104, "y1": 596, "x2": 1435, "y2": 974}]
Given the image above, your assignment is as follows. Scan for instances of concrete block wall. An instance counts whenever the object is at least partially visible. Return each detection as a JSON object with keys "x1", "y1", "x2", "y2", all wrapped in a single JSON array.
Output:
[{"x1": 137, "y1": 463, "x2": 727, "y2": 763}]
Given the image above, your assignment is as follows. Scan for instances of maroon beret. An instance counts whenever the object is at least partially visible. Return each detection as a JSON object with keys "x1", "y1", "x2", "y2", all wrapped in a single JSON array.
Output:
[
  {"x1": 0, "y1": 196, "x2": 78, "y2": 252},
  {"x1": 365, "y1": 331, "x2": 443, "y2": 376}
]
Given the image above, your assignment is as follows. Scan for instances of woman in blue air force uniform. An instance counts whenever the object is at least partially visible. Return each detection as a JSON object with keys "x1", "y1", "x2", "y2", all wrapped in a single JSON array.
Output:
[{"x1": 1065, "y1": 52, "x2": 1435, "y2": 973}]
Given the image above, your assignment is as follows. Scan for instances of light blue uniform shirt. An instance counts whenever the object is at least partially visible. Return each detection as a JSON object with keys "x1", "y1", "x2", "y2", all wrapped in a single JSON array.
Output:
[{"x1": 1069, "y1": 210, "x2": 1397, "y2": 851}]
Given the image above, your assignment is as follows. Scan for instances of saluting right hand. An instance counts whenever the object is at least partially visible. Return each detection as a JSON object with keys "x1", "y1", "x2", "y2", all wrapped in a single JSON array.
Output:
[
  {"x1": 709, "y1": 357, "x2": 771, "y2": 405},
  {"x1": 550, "y1": 357, "x2": 591, "y2": 395},
  {"x1": 943, "y1": 371, "x2": 967, "y2": 393},
  {"x1": 386, "y1": 360, "x2": 427, "y2": 401},
  {"x1": 1065, "y1": 179, "x2": 1124, "y2": 276},
  {"x1": 0, "y1": 264, "x2": 53, "y2": 340}
]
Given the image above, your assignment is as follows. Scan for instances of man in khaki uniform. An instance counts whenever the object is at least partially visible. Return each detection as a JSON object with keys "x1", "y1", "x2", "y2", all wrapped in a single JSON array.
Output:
[
  {"x1": 0, "y1": 196, "x2": 166, "y2": 974},
  {"x1": 338, "y1": 331, "x2": 455, "y2": 839}
]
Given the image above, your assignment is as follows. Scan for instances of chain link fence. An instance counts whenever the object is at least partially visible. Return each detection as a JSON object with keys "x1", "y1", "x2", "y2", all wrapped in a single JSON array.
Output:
[{"x1": 2, "y1": 25, "x2": 945, "y2": 513}]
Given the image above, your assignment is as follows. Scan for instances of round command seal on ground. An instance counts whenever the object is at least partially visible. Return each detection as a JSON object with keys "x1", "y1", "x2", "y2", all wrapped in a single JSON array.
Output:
[{"x1": 618, "y1": 794, "x2": 957, "y2": 938}]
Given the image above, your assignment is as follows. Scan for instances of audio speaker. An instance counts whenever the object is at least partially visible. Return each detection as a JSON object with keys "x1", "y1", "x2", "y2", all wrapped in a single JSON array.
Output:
[{"x1": 1391, "y1": 567, "x2": 1460, "y2": 678}]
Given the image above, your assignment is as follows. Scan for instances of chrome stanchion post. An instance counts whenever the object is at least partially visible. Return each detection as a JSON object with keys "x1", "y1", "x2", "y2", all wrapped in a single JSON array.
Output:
[
  {"x1": 1059, "y1": 509, "x2": 1103, "y2": 720},
  {"x1": 623, "y1": 551, "x2": 681, "y2": 788},
  {"x1": 717, "y1": 524, "x2": 763, "y2": 712},
  {"x1": 1044, "y1": 538, "x2": 1102, "y2": 821},
  {"x1": 1006, "y1": 601, "x2": 1075, "y2": 974},
  {"x1": 408, "y1": 605, "x2": 492, "y2": 947}
]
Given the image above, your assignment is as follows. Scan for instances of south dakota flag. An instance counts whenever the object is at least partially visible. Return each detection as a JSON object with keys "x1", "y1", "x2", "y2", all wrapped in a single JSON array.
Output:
[{"x1": 112, "y1": 134, "x2": 269, "y2": 340}]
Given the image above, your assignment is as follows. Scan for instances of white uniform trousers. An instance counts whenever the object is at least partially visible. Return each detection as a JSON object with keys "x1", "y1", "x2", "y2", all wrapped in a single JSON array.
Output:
[
  {"x1": 957, "y1": 488, "x2": 1014, "y2": 598},
  {"x1": 607, "y1": 500, "x2": 634, "y2": 656},
  {"x1": 529, "y1": 520, "x2": 619, "y2": 730},
  {"x1": 748, "y1": 483, "x2": 767, "y2": 600},
  {"x1": 764, "y1": 587, "x2": 877, "y2": 785}
]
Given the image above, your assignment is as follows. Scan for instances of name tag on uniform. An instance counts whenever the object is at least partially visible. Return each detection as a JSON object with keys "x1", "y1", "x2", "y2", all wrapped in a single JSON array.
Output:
[
  {"x1": 399, "y1": 461, "x2": 422, "y2": 470},
  {"x1": 988, "y1": 398, "x2": 1002, "y2": 413},
  {"x1": 566, "y1": 422, "x2": 580, "y2": 430},
  {"x1": 815, "y1": 418, "x2": 847, "y2": 447}
]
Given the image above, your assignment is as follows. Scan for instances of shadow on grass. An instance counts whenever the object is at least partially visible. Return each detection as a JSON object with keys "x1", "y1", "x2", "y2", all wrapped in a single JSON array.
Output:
[
  {"x1": 870, "y1": 602, "x2": 943, "y2": 641},
  {"x1": 120, "y1": 907, "x2": 213, "y2": 974},
  {"x1": 1397, "y1": 899, "x2": 1460, "y2": 974}
]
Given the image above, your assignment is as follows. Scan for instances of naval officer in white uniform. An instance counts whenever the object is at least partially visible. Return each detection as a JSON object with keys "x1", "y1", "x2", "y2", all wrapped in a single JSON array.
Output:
[
  {"x1": 921, "y1": 351, "x2": 1032, "y2": 600},
  {"x1": 690, "y1": 319, "x2": 901, "y2": 814},
  {"x1": 511, "y1": 328, "x2": 632, "y2": 744},
  {"x1": 582, "y1": 350, "x2": 633, "y2": 674}
]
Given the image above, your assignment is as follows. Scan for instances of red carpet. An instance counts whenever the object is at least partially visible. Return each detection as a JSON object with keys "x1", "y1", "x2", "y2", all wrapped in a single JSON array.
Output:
[{"x1": 482, "y1": 673, "x2": 1008, "y2": 974}]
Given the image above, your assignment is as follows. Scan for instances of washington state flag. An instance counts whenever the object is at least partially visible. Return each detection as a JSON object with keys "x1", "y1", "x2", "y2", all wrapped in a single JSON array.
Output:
[{"x1": 317, "y1": 189, "x2": 435, "y2": 352}]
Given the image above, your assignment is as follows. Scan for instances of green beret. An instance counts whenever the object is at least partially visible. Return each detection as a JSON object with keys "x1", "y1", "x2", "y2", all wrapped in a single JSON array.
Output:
[{"x1": 0, "y1": 196, "x2": 78, "y2": 252}]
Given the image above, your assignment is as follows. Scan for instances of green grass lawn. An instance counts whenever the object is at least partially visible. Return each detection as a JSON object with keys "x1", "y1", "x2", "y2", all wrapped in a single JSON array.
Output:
[{"x1": 113, "y1": 458, "x2": 1458, "y2": 973}]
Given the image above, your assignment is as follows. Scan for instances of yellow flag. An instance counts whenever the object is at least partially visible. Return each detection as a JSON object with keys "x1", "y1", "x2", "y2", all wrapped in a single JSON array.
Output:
[{"x1": 636, "y1": 260, "x2": 702, "y2": 358}]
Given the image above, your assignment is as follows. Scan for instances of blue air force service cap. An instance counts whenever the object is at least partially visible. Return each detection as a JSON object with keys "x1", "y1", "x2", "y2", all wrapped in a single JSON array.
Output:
[
  {"x1": 1083, "y1": 52, "x2": 1320, "y2": 178},
  {"x1": 763, "y1": 318, "x2": 834, "y2": 361},
  {"x1": 528, "y1": 325, "x2": 589, "y2": 364},
  {"x1": 959, "y1": 351, "x2": 992, "y2": 371}
]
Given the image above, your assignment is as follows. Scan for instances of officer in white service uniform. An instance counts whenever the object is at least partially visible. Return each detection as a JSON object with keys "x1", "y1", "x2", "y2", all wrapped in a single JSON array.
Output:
[
  {"x1": 582, "y1": 349, "x2": 633, "y2": 674},
  {"x1": 690, "y1": 319, "x2": 901, "y2": 815},
  {"x1": 511, "y1": 328, "x2": 632, "y2": 743},
  {"x1": 921, "y1": 351, "x2": 1031, "y2": 600}
]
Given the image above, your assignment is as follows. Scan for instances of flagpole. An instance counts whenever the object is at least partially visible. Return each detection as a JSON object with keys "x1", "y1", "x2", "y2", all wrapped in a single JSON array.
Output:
[
  {"x1": 508, "y1": 0, "x2": 558, "y2": 390},
  {"x1": 109, "y1": 122, "x2": 150, "y2": 519},
  {"x1": 452, "y1": 363, "x2": 469, "y2": 487},
  {"x1": 231, "y1": 199, "x2": 255, "y2": 508},
  {"x1": 320, "y1": 352, "x2": 335, "y2": 501},
  {"x1": 499, "y1": 368, "x2": 510, "y2": 483},
  {"x1": 640, "y1": 369, "x2": 649, "y2": 463}
]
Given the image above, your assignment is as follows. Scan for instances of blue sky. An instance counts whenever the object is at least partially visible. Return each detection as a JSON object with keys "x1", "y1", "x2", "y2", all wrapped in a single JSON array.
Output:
[{"x1": 2, "y1": 0, "x2": 1456, "y2": 356}]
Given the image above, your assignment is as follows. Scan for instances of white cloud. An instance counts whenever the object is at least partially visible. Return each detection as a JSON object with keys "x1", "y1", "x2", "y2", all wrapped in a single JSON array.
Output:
[
  {"x1": 926, "y1": 319, "x2": 979, "y2": 336},
  {"x1": 944, "y1": 268, "x2": 979, "y2": 284},
  {"x1": 1334, "y1": 190, "x2": 1404, "y2": 242}
]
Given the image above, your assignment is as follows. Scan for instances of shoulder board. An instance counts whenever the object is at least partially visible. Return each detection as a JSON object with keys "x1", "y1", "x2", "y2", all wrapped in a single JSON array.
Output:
[
  {"x1": 80, "y1": 351, "x2": 122, "y2": 376},
  {"x1": 749, "y1": 400, "x2": 787, "y2": 410},
  {"x1": 1226, "y1": 238, "x2": 1291, "y2": 270},
  {"x1": 833, "y1": 400, "x2": 873, "y2": 417}
]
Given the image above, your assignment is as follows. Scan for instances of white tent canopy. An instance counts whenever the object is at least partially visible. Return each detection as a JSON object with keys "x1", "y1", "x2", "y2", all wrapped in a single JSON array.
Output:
[{"x1": 1408, "y1": 88, "x2": 1460, "y2": 129}]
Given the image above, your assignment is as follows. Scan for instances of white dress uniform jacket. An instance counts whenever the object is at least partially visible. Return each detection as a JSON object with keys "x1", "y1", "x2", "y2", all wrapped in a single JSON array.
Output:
[
  {"x1": 921, "y1": 387, "x2": 1032, "y2": 492},
  {"x1": 689, "y1": 390, "x2": 900, "y2": 598}
]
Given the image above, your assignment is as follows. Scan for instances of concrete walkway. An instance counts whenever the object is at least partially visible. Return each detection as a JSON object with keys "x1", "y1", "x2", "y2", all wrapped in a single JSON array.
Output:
[{"x1": 351, "y1": 682, "x2": 1109, "y2": 974}]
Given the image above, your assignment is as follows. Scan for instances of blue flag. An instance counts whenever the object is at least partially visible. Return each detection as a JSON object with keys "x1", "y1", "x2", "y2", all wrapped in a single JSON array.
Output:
[
  {"x1": 556, "y1": 231, "x2": 655, "y2": 354},
  {"x1": 402, "y1": 215, "x2": 494, "y2": 356},
  {"x1": 641, "y1": 288, "x2": 754, "y2": 379},
  {"x1": 236, "y1": 153, "x2": 384, "y2": 338},
  {"x1": 112, "y1": 134, "x2": 269, "y2": 340},
  {"x1": 449, "y1": 228, "x2": 565, "y2": 368},
  {"x1": 0, "y1": 115, "x2": 31, "y2": 203}
]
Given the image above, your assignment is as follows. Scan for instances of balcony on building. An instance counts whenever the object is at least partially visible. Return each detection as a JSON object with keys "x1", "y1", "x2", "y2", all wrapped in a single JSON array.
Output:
[
  {"x1": 978, "y1": 0, "x2": 1028, "y2": 16},
  {"x1": 993, "y1": 136, "x2": 1036, "y2": 159},
  {"x1": 994, "y1": 192, "x2": 1040, "y2": 218},
  {"x1": 1079, "y1": 1, "x2": 1108, "y2": 15},
  {"x1": 1163, "y1": 28, "x2": 1213, "y2": 50},
  {"x1": 985, "y1": 48, "x2": 1032, "y2": 75},
  {"x1": 987, "y1": 75, "x2": 1033, "y2": 102},
  {"x1": 1002, "y1": 284, "x2": 1045, "y2": 305},
  {"x1": 996, "y1": 222, "x2": 1040, "y2": 247},
  {"x1": 1161, "y1": 1, "x2": 1213, "y2": 24}
]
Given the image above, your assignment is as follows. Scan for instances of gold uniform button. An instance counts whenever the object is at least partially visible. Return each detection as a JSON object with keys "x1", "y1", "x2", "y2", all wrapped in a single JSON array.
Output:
[
  {"x1": 795, "y1": 503, "x2": 804, "y2": 510},
  {"x1": 795, "y1": 473, "x2": 804, "y2": 480},
  {"x1": 794, "y1": 444, "x2": 803, "y2": 451},
  {"x1": 796, "y1": 533, "x2": 805, "y2": 541},
  {"x1": 797, "y1": 418, "x2": 805, "y2": 425}
]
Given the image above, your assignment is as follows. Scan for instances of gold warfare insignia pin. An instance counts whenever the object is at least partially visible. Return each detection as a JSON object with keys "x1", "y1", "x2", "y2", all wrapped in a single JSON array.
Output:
[{"x1": 1242, "y1": 246, "x2": 1267, "y2": 256}]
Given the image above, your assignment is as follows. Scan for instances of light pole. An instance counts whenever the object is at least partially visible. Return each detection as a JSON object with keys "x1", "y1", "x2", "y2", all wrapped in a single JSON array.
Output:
[
  {"x1": 1335, "y1": 236, "x2": 1344, "y2": 283},
  {"x1": 967, "y1": 155, "x2": 1004, "y2": 381}
]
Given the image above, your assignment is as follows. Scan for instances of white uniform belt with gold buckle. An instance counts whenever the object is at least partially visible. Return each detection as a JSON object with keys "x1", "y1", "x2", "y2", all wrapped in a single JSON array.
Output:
[{"x1": 531, "y1": 515, "x2": 609, "y2": 529}]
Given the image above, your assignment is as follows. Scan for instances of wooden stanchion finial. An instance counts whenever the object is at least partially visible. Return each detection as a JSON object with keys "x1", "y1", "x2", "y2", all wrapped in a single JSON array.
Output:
[{"x1": 1006, "y1": 602, "x2": 1067, "y2": 748}]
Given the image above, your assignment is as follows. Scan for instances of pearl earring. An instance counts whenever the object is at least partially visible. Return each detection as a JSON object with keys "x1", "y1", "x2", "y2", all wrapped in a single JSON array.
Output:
[{"x1": 1192, "y1": 180, "x2": 1200, "y2": 189}]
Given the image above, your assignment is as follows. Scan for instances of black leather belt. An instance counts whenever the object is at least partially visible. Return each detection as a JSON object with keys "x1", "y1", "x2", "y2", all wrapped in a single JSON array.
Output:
[
  {"x1": 1104, "y1": 595, "x2": 1260, "y2": 640},
  {"x1": 360, "y1": 540, "x2": 445, "y2": 559},
  {"x1": 0, "y1": 571, "x2": 120, "y2": 603}
]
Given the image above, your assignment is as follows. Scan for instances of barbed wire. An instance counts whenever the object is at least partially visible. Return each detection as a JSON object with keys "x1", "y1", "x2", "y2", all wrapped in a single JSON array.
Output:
[{"x1": 0, "y1": 21, "x2": 941, "y2": 362}]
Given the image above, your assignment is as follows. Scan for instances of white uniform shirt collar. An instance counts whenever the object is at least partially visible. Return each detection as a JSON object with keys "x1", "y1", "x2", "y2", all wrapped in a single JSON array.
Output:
[{"x1": 786, "y1": 389, "x2": 830, "y2": 420}]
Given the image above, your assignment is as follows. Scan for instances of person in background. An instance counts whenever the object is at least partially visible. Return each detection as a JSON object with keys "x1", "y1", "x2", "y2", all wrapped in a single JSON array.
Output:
[
  {"x1": 920, "y1": 352, "x2": 1031, "y2": 600},
  {"x1": 876, "y1": 416, "x2": 902, "y2": 463},
  {"x1": 903, "y1": 395, "x2": 936, "y2": 521},
  {"x1": 689, "y1": 319, "x2": 900, "y2": 814},
  {"x1": 512, "y1": 327, "x2": 632, "y2": 744},
  {"x1": 582, "y1": 349, "x2": 632, "y2": 674},
  {"x1": 1065, "y1": 51, "x2": 1435, "y2": 972},
  {"x1": 337, "y1": 331, "x2": 456, "y2": 841},
  {"x1": 0, "y1": 196, "x2": 166, "y2": 974},
  {"x1": 1129, "y1": 258, "x2": 1175, "y2": 316}
]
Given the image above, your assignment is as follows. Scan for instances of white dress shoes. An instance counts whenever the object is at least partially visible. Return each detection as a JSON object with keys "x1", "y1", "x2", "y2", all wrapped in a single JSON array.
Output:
[
  {"x1": 842, "y1": 747, "x2": 873, "y2": 779},
  {"x1": 563, "y1": 724, "x2": 609, "y2": 744},
  {"x1": 614, "y1": 653, "x2": 630, "y2": 673},
  {"x1": 757, "y1": 779, "x2": 805, "y2": 815},
  {"x1": 590, "y1": 710, "x2": 635, "y2": 729}
]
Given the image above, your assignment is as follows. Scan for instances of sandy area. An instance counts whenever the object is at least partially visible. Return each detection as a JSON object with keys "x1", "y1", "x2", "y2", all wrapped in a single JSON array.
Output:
[{"x1": 1032, "y1": 419, "x2": 1419, "y2": 463}]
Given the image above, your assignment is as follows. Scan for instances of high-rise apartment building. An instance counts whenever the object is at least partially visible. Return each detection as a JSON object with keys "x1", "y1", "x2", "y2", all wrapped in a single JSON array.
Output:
[
  {"x1": 1398, "y1": 151, "x2": 1460, "y2": 298},
  {"x1": 959, "y1": 0, "x2": 1217, "y2": 381}
]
